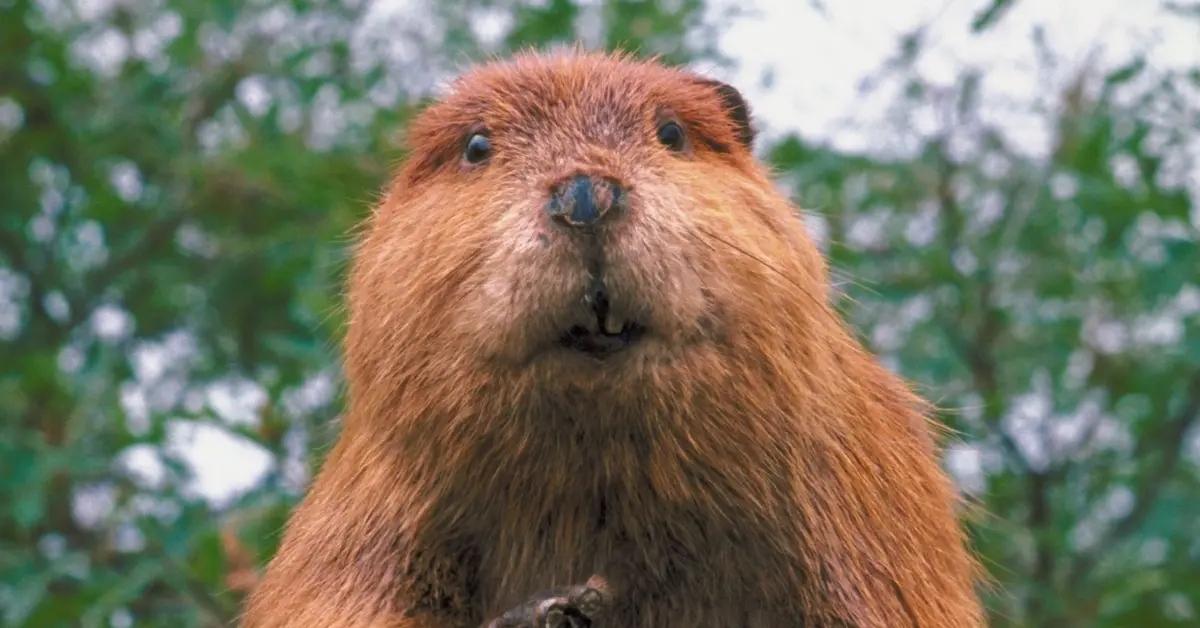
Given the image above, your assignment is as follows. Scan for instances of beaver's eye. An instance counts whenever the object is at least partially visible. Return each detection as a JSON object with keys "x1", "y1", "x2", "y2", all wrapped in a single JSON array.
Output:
[
  {"x1": 464, "y1": 133, "x2": 491, "y2": 164},
  {"x1": 656, "y1": 121, "x2": 685, "y2": 152}
]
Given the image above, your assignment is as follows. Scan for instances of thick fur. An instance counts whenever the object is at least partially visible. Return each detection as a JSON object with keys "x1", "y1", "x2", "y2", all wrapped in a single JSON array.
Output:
[{"x1": 244, "y1": 51, "x2": 982, "y2": 627}]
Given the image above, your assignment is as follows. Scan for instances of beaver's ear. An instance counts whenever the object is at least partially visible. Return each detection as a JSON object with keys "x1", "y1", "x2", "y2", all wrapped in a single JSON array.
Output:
[{"x1": 695, "y1": 78, "x2": 755, "y2": 150}]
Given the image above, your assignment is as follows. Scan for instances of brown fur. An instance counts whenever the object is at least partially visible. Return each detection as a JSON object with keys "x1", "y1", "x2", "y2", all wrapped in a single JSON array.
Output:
[{"x1": 243, "y1": 51, "x2": 982, "y2": 627}]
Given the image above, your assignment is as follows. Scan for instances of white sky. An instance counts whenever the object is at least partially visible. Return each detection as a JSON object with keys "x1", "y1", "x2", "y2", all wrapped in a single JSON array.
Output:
[{"x1": 706, "y1": 0, "x2": 1200, "y2": 155}]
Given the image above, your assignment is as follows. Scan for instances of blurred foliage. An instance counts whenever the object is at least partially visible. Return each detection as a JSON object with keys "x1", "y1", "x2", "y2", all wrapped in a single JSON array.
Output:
[
  {"x1": 1, "y1": 0, "x2": 1196, "y2": 626},
  {"x1": 770, "y1": 31, "x2": 1200, "y2": 625}
]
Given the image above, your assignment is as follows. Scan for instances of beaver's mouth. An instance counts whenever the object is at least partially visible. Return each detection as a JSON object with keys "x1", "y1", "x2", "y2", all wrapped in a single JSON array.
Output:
[
  {"x1": 560, "y1": 320, "x2": 645, "y2": 358},
  {"x1": 558, "y1": 283, "x2": 646, "y2": 359}
]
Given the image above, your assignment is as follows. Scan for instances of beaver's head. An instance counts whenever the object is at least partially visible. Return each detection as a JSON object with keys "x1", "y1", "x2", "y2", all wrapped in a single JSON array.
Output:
[{"x1": 349, "y1": 52, "x2": 831, "y2": 401}]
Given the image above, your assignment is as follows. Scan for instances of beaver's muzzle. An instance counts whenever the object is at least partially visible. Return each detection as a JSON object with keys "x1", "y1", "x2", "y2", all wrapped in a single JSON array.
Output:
[
  {"x1": 558, "y1": 278, "x2": 645, "y2": 359},
  {"x1": 546, "y1": 175, "x2": 624, "y2": 229}
]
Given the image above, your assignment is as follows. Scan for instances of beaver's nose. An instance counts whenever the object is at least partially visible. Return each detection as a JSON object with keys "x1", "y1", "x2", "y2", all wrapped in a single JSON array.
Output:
[{"x1": 546, "y1": 175, "x2": 624, "y2": 228}]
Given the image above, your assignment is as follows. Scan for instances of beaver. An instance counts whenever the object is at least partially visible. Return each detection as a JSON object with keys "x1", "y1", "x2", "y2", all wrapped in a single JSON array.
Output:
[{"x1": 243, "y1": 51, "x2": 982, "y2": 627}]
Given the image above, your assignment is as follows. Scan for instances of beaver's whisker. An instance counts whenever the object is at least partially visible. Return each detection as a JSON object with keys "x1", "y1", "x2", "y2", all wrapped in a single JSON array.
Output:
[{"x1": 692, "y1": 225, "x2": 830, "y2": 316}]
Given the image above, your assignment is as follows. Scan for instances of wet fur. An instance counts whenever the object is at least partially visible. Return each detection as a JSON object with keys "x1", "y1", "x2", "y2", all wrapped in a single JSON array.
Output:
[{"x1": 244, "y1": 51, "x2": 982, "y2": 627}]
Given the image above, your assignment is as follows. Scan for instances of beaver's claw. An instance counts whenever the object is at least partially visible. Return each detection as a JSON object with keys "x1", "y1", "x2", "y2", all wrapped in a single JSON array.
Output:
[{"x1": 486, "y1": 576, "x2": 611, "y2": 628}]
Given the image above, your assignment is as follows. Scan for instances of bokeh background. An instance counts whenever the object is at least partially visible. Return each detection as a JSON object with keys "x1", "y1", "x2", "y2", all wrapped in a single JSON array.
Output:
[{"x1": 3, "y1": 0, "x2": 1199, "y2": 625}]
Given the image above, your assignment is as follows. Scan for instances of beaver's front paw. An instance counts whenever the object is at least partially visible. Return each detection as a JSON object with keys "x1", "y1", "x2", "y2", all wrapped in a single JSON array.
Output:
[{"x1": 486, "y1": 576, "x2": 611, "y2": 628}]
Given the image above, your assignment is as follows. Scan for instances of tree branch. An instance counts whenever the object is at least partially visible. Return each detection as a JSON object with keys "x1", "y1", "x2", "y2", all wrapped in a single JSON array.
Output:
[
  {"x1": 1067, "y1": 370, "x2": 1200, "y2": 584},
  {"x1": 66, "y1": 211, "x2": 188, "y2": 327}
]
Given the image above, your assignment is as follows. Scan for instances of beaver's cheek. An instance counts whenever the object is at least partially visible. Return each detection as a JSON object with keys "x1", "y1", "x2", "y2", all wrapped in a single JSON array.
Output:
[
  {"x1": 602, "y1": 249, "x2": 712, "y2": 345},
  {"x1": 452, "y1": 224, "x2": 594, "y2": 363},
  {"x1": 601, "y1": 202, "x2": 721, "y2": 345}
]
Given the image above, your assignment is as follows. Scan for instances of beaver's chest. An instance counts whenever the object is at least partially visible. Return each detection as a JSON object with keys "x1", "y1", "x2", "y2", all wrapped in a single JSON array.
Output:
[{"x1": 473, "y1": 497, "x2": 806, "y2": 627}]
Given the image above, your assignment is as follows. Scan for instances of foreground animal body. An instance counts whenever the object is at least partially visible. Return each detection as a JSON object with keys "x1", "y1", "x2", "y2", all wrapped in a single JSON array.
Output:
[{"x1": 244, "y1": 51, "x2": 982, "y2": 627}]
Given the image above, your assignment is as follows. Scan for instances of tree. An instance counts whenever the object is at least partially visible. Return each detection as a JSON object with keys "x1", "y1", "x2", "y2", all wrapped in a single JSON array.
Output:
[
  {"x1": 770, "y1": 26, "x2": 1199, "y2": 625},
  {"x1": 2, "y1": 0, "x2": 1195, "y2": 626},
  {"x1": 0, "y1": 1, "x2": 708, "y2": 625}
]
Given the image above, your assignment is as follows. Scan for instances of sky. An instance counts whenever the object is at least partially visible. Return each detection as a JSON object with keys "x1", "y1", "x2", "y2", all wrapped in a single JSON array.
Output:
[{"x1": 707, "y1": 0, "x2": 1200, "y2": 155}]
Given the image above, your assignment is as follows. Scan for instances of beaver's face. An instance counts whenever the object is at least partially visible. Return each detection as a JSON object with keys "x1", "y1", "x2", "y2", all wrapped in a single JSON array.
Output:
[{"x1": 355, "y1": 53, "x2": 826, "y2": 383}]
